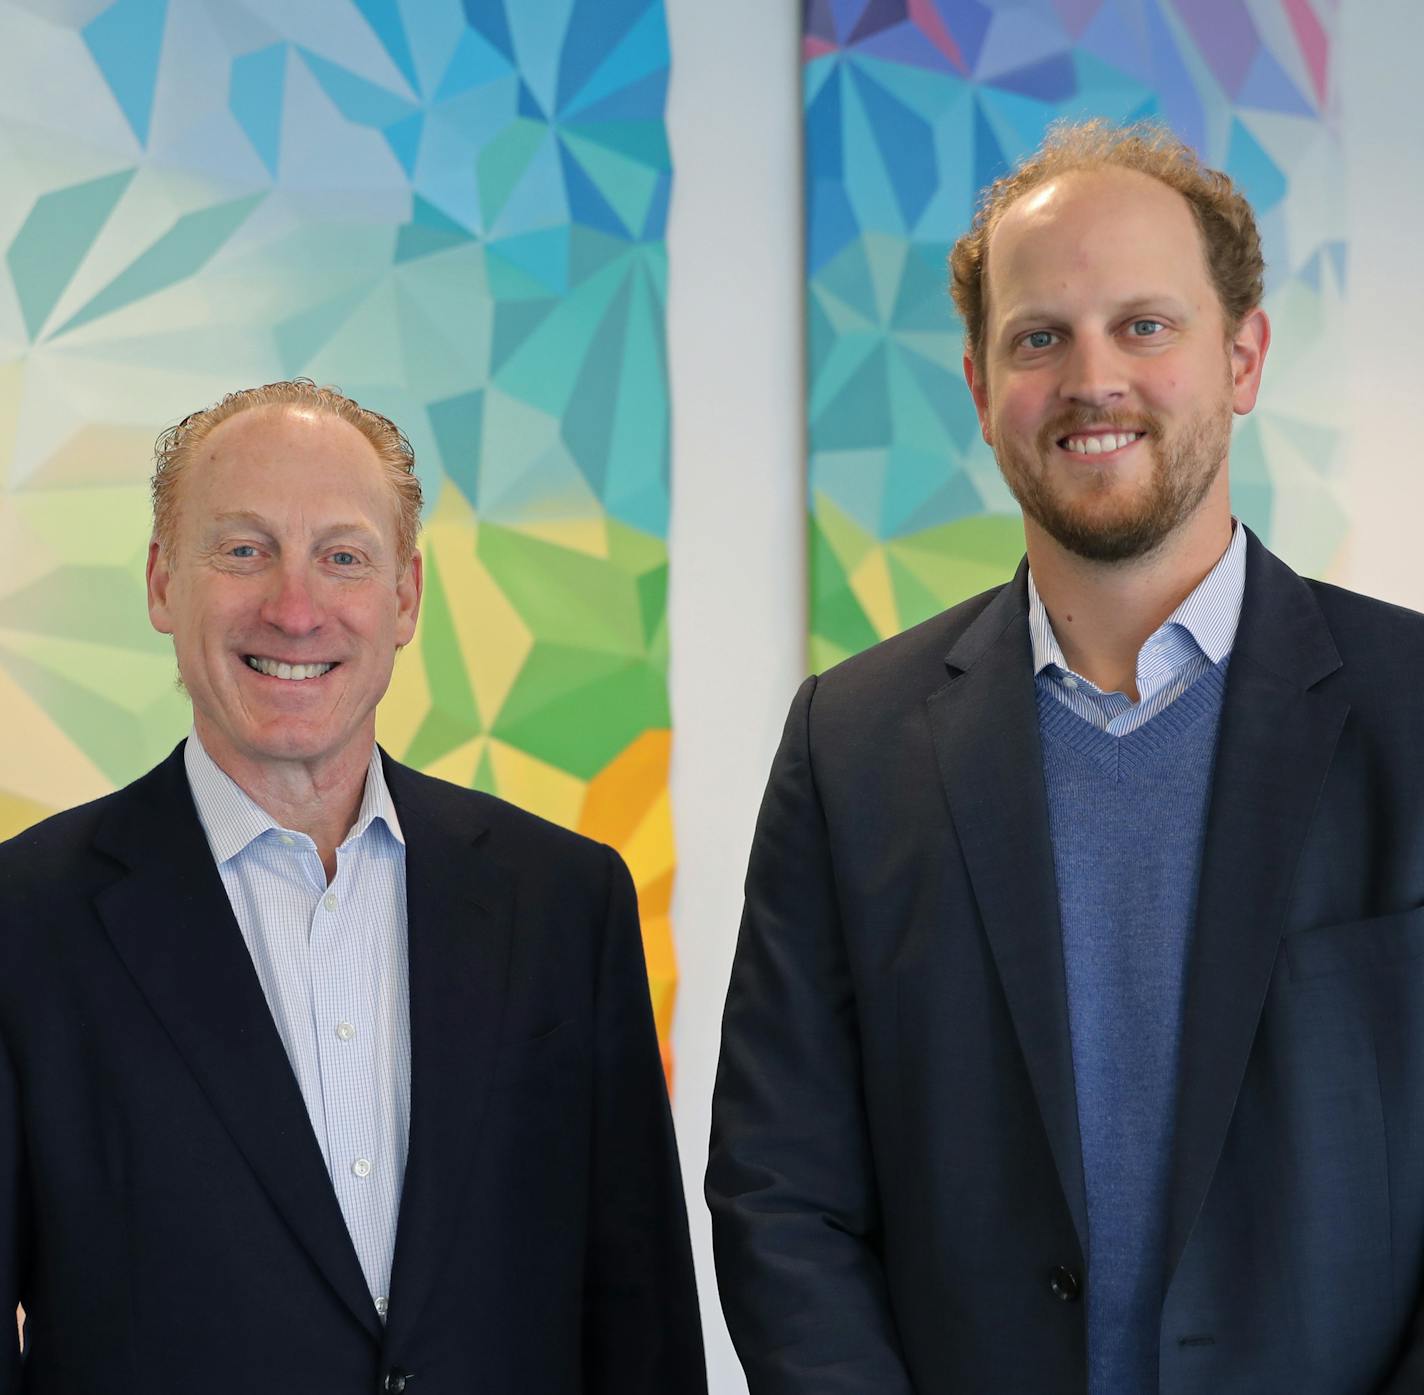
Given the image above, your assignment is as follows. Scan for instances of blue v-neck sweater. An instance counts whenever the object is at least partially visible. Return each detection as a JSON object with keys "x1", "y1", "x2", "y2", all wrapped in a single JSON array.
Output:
[{"x1": 1037, "y1": 658, "x2": 1229, "y2": 1394}]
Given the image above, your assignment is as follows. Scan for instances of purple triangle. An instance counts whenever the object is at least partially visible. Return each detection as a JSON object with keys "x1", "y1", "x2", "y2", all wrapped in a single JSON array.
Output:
[
  {"x1": 805, "y1": 0, "x2": 838, "y2": 43},
  {"x1": 1238, "y1": 44, "x2": 1314, "y2": 116},
  {"x1": 832, "y1": 0, "x2": 869, "y2": 42},
  {"x1": 858, "y1": 20, "x2": 957, "y2": 71},
  {"x1": 1052, "y1": 0, "x2": 1104, "y2": 38},
  {"x1": 848, "y1": 0, "x2": 907, "y2": 44},
  {"x1": 1168, "y1": 0, "x2": 1259, "y2": 98}
]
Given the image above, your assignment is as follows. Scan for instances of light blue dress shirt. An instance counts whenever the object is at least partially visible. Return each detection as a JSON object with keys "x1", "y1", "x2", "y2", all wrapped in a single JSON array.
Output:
[
  {"x1": 184, "y1": 732, "x2": 410, "y2": 1320},
  {"x1": 1028, "y1": 521, "x2": 1247, "y2": 734}
]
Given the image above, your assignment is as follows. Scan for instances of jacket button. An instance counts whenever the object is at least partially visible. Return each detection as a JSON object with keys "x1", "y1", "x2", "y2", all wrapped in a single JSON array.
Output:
[
  {"x1": 382, "y1": 1373, "x2": 410, "y2": 1393},
  {"x1": 1048, "y1": 1265, "x2": 1081, "y2": 1302}
]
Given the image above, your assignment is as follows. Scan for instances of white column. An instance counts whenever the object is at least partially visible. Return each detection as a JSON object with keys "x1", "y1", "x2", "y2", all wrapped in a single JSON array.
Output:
[{"x1": 664, "y1": 2, "x2": 807, "y2": 1391}]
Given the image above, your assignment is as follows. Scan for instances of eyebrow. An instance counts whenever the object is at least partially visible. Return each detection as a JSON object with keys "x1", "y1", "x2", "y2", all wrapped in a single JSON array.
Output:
[
  {"x1": 998, "y1": 295, "x2": 1194, "y2": 334},
  {"x1": 203, "y1": 512, "x2": 385, "y2": 545}
]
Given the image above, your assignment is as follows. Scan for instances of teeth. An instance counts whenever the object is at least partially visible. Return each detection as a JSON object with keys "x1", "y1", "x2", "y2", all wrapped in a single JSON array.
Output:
[
  {"x1": 245, "y1": 656, "x2": 334, "y2": 680},
  {"x1": 1064, "y1": 432, "x2": 1141, "y2": 455}
]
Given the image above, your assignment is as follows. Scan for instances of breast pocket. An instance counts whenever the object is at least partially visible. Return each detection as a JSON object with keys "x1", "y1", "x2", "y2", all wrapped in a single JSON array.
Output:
[
  {"x1": 1284, "y1": 905, "x2": 1424, "y2": 982},
  {"x1": 490, "y1": 1018, "x2": 580, "y2": 1092}
]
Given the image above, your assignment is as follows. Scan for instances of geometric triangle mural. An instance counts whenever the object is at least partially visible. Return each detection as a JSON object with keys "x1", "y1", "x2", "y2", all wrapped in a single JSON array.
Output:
[
  {"x1": 0, "y1": 0, "x2": 678, "y2": 1073},
  {"x1": 804, "y1": 0, "x2": 1346, "y2": 669}
]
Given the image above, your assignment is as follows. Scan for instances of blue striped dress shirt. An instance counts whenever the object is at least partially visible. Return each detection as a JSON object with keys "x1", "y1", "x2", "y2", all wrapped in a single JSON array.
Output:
[
  {"x1": 1027, "y1": 521, "x2": 1246, "y2": 734},
  {"x1": 183, "y1": 732, "x2": 410, "y2": 1321}
]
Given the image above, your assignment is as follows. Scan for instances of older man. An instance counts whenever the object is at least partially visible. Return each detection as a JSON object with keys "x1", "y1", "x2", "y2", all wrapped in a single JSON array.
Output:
[
  {"x1": 0, "y1": 381, "x2": 705, "y2": 1393},
  {"x1": 709, "y1": 121, "x2": 1424, "y2": 1393}
]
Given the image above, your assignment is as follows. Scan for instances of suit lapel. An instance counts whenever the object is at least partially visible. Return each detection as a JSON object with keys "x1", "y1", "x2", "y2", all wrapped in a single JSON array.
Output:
[
  {"x1": 382, "y1": 758, "x2": 515, "y2": 1347},
  {"x1": 92, "y1": 747, "x2": 380, "y2": 1340},
  {"x1": 926, "y1": 565, "x2": 1089, "y2": 1253},
  {"x1": 1164, "y1": 533, "x2": 1349, "y2": 1285}
]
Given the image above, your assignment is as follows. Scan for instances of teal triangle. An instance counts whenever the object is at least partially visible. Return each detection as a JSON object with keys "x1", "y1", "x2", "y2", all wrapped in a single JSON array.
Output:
[
  {"x1": 56, "y1": 194, "x2": 264, "y2": 337},
  {"x1": 1226, "y1": 117, "x2": 1287, "y2": 213},
  {"x1": 7, "y1": 168, "x2": 136, "y2": 340}
]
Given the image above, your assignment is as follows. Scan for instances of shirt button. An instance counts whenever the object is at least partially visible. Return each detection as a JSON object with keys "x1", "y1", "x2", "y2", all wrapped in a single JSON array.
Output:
[
  {"x1": 375, "y1": 1295, "x2": 389, "y2": 1318},
  {"x1": 277, "y1": 834, "x2": 295, "y2": 846},
  {"x1": 353, "y1": 1157, "x2": 372, "y2": 1178},
  {"x1": 323, "y1": 893, "x2": 338, "y2": 911},
  {"x1": 1061, "y1": 675, "x2": 1078, "y2": 690},
  {"x1": 336, "y1": 1021, "x2": 356, "y2": 1042}
]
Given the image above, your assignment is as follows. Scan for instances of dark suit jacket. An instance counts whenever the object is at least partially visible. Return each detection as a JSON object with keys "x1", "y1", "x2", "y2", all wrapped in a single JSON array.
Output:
[
  {"x1": 0, "y1": 745, "x2": 705, "y2": 1394},
  {"x1": 708, "y1": 531, "x2": 1424, "y2": 1394}
]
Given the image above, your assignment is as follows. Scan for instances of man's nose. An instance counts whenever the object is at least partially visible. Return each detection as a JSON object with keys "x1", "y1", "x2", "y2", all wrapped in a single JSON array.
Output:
[
  {"x1": 1059, "y1": 334, "x2": 1128, "y2": 408},
  {"x1": 259, "y1": 562, "x2": 324, "y2": 633}
]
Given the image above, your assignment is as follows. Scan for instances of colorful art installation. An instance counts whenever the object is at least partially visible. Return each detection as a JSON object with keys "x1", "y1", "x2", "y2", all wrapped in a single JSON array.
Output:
[
  {"x1": 804, "y1": 0, "x2": 1345, "y2": 666},
  {"x1": 0, "y1": 0, "x2": 679, "y2": 1070}
]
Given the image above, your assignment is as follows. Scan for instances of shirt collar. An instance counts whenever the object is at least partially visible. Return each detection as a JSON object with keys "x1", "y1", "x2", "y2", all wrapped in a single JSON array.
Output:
[
  {"x1": 183, "y1": 729, "x2": 404, "y2": 866},
  {"x1": 1027, "y1": 519, "x2": 1247, "y2": 679}
]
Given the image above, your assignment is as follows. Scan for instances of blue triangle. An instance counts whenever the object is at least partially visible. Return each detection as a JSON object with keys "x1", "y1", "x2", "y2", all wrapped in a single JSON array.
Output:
[
  {"x1": 557, "y1": 137, "x2": 630, "y2": 239},
  {"x1": 1297, "y1": 247, "x2": 1321, "y2": 292},
  {"x1": 806, "y1": 64, "x2": 843, "y2": 182},
  {"x1": 851, "y1": 64, "x2": 937, "y2": 229},
  {"x1": 229, "y1": 43, "x2": 287, "y2": 178},
  {"x1": 808, "y1": 179, "x2": 859, "y2": 276},
  {"x1": 352, "y1": 0, "x2": 420, "y2": 95},
  {"x1": 383, "y1": 111, "x2": 424, "y2": 176},
  {"x1": 518, "y1": 78, "x2": 545, "y2": 120},
  {"x1": 556, "y1": 0, "x2": 651, "y2": 114},
  {"x1": 435, "y1": 25, "x2": 511, "y2": 101},
  {"x1": 461, "y1": 0, "x2": 514, "y2": 62},
  {"x1": 83, "y1": 0, "x2": 169, "y2": 148}
]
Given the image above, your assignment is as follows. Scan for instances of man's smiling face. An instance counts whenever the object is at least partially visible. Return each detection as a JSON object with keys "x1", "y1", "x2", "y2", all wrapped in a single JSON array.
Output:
[
  {"x1": 146, "y1": 404, "x2": 422, "y2": 779},
  {"x1": 965, "y1": 165, "x2": 1268, "y2": 563}
]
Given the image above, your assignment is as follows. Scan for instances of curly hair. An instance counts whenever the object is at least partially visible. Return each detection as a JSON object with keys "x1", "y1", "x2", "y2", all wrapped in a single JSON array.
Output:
[
  {"x1": 949, "y1": 119, "x2": 1265, "y2": 372},
  {"x1": 151, "y1": 379, "x2": 423, "y2": 567}
]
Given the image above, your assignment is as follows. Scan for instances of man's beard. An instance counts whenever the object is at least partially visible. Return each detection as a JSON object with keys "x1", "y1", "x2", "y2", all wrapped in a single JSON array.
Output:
[{"x1": 993, "y1": 403, "x2": 1231, "y2": 564}]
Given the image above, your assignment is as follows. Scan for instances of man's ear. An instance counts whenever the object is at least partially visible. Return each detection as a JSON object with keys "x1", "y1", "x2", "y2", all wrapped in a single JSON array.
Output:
[
  {"x1": 394, "y1": 549, "x2": 423, "y2": 648},
  {"x1": 147, "y1": 539, "x2": 175, "y2": 636},
  {"x1": 1230, "y1": 307, "x2": 1271, "y2": 416},
  {"x1": 964, "y1": 351, "x2": 993, "y2": 446}
]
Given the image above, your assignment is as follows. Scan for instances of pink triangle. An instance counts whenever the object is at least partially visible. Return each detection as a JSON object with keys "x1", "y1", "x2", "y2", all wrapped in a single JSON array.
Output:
[
  {"x1": 1283, "y1": 0, "x2": 1329, "y2": 105},
  {"x1": 907, "y1": 0, "x2": 968, "y2": 74},
  {"x1": 804, "y1": 34, "x2": 840, "y2": 60}
]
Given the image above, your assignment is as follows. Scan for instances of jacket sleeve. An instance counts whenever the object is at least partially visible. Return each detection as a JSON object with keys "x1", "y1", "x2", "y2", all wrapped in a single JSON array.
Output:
[
  {"x1": 1376, "y1": 1306, "x2": 1424, "y2": 1393},
  {"x1": 1, "y1": 1017, "x2": 26, "y2": 1389},
  {"x1": 706, "y1": 676, "x2": 915, "y2": 1394},
  {"x1": 582, "y1": 845, "x2": 707, "y2": 1395}
]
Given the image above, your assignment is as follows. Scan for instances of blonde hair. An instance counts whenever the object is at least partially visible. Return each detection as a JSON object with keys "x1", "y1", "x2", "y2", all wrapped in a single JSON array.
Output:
[
  {"x1": 151, "y1": 379, "x2": 423, "y2": 566},
  {"x1": 949, "y1": 119, "x2": 1264, "y2": 371}
]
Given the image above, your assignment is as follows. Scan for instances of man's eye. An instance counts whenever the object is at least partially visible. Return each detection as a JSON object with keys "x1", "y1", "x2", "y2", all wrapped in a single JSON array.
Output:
[
  {"x1": 1129, "y1": 319, "x2": 1164, "y2": 336},
  {"x1": 330, "y1": 551, "x2": 359, "y2": 566},
  {"x1": 230, "y1": 545, "x2": 259, "y2": 558},
  {"x1": 1023, "y1": 330, "x2": 1057, "y2": 350}
]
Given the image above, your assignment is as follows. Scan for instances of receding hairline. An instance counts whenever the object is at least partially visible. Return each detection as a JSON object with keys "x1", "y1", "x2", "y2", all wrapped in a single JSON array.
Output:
[
  {"x1": 977, "y1": 165, "x2": 1223, "y2": 353},
  {"x1": 151, "y1": 379, "x2": 424, "y2": 568}
]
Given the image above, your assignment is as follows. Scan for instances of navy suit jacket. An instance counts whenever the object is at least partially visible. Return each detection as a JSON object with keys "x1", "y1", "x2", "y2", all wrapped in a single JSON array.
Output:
[
  {"x1": 0, "y1": 746, "x2": 706, "y2": 1394},
  {"x1": 709, "y1": 531, "x2": 1424, "y2": 1394}
]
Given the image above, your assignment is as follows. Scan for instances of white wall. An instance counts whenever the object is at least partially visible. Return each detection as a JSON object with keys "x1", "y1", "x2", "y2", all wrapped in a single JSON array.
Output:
[
  {"x1": 1339, "y1": 0, "x2": 1424, "y2": 609},
  {"x1": 664, "y1": 7, "x2": 1424, "y2": 1390}
]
